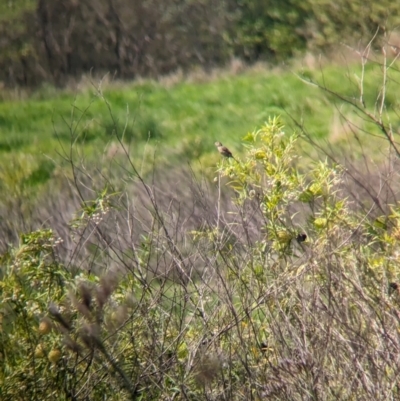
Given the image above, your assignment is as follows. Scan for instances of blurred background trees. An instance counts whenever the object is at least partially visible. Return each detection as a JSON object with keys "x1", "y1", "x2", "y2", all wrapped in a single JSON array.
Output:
[{"x1": 1, "y1": 0, "x2": 400, "y2": 87}]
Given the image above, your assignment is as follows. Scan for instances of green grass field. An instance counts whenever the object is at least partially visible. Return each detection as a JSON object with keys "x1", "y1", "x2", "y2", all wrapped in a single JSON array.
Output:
[
  {"x1": 0, "y1": 60, "x2": 398, "y2": 190},
  {"x1": 0, "y1": 62, "x2": 395, "y2": 149}
]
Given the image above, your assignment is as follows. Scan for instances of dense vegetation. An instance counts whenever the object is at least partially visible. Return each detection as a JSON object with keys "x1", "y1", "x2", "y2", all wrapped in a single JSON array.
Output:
[
  {"x1": 1, "y1": 47, "x2": 400, "y2": 398},
  {"x1": 1, "y1": 0, "x2": 400, "y2": 87},
  {"x1": 1, "y1": 1, "x2": 400, "y2": 398},
  {"x1": 2, "y1": 115, "x2": 400, "y2": 399}
]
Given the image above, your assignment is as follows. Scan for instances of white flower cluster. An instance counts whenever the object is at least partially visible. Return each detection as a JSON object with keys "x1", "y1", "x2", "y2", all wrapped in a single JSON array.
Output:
[{"x1": 90, "y1": 206, "x2": 110, "y2": 225}]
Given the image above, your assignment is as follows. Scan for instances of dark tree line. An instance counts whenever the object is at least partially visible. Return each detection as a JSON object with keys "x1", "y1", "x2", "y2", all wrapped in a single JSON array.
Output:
[{"x1": 1, "y1": 0, "x2": 399, "y2": 88}]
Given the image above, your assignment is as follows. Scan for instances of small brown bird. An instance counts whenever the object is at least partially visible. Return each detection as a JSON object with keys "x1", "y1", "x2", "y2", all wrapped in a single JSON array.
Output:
[{"x1": 215, "y1": 141, "x2": 236, "y2": 160}]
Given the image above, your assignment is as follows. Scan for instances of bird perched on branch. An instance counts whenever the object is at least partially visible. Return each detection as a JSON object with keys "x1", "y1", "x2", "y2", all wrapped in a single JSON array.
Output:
[{"x1": 215, "y1": 141, "x2": 236, "y2": 160}]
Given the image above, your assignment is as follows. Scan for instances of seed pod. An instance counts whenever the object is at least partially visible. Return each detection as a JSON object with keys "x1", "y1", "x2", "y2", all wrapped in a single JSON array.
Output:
[
  {"x1": 34, "y1": 343, "x2": 45, "y2": 358},
  {"x1": 38, "y1": 318, "x2": 52, "y2": 335},
  {"x1": 48, "y1": 349, "x2": 62, "y2": 363}
]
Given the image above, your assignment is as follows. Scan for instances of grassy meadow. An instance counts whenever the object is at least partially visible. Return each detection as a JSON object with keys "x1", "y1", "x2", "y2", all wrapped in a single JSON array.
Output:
[{"x1": 1, "y1": 59, "x2": 397, "y2": 166}]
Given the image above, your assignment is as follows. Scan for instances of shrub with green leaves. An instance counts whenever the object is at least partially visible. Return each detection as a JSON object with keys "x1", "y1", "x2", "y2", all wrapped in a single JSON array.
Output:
[{"x1": 2, "y1": 117, "x2": 400, "y2": 400}]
